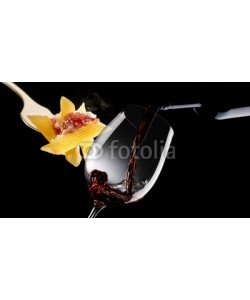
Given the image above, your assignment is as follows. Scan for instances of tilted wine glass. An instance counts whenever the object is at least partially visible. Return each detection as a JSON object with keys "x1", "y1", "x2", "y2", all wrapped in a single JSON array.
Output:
[{"x1": 85, "y1": 105, "x2": 174, "y2": 217}]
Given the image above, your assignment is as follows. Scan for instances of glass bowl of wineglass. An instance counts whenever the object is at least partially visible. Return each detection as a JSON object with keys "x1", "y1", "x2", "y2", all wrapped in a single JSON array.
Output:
[{"x1": 85, "y1": 105, "x2": 174, "y2": 217}]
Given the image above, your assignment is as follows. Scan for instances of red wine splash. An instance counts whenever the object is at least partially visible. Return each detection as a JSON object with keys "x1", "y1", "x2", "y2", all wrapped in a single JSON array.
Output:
[
  {"x1": 89, "y1": 169, "x2": 131, "y2": 207},
  {"x1": 89, "y1": 106, "x2": 158, "y2": 207}
]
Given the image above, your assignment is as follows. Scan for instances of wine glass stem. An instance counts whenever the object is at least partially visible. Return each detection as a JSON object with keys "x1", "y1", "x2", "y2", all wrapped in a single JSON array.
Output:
[{"x1": 88, "y1": 205, "x2": 105, "y2": 218}]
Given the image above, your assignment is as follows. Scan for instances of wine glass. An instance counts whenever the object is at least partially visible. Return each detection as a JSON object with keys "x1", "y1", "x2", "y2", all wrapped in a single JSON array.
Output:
[{"x1": 85, "y1": 105, "x2": 174, "y2": 217}]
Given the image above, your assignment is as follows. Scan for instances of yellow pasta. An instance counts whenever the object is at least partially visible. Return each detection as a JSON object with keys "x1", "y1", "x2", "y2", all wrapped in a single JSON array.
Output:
[
  {"x1": 28, "y1": 115, "x2": 56, "y2": 141},
  {"x1": 65, "y1": 146, "x2": 82, "y2": 167},
  {"x1": 78, "y1": 102, "x2": 86, "y2": 113},
  {"x1": 41, "y1": 122, "x2": 105, "y2": 155},
  {"x1": 28, "y1": 97, "x2": 105, "y2": 167},
  {"x1": 60, "y1": 96, "x2": 75, "y2": 119}
]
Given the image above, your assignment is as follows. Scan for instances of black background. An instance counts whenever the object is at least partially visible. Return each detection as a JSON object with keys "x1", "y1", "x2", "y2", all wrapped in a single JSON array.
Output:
[{"x1": 1, "y1": 83, "x2": 249, "y2": 217}]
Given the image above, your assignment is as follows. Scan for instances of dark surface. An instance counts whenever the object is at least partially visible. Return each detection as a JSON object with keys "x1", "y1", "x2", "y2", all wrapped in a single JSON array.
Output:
[{"x1": 0, "y1": 82, "x2": 250, "y2": 217}]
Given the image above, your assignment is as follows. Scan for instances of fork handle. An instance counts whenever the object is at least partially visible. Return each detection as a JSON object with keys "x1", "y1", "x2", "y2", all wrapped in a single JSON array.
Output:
[{"x1": 2, "y1": 82, "x2": 36, "y2": 105}]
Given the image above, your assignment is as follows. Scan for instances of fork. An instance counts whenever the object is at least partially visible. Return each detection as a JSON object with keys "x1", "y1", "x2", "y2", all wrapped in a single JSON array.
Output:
[{"x1": 2, "y1": 82, "x2": 53, "y2": 131}]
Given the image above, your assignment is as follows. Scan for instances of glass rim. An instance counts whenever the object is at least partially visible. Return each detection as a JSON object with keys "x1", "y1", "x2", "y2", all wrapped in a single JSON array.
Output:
[{"x1": 124, "y1": 104, "x2": 172, "y2": 129}]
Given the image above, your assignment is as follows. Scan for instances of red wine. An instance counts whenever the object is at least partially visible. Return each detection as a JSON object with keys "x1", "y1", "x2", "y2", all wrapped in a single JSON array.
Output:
[
  {"x1": 89, "y1": 170, "x2": 131, "y2": 207},
  {"x1": 125, "y1": 107, "x2": 157, "y2": 195},
  {"x1": 89, "y1": 107, "x2": 157, "y2": 207}
]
